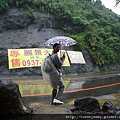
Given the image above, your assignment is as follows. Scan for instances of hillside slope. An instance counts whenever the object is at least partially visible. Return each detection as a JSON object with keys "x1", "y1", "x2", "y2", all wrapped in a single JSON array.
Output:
[
  {"x1": 0, "y1": 8, "x2": 101, "y2": 77},
  {"x1": 0, "y1": 0, "x2": 120, "y2": 76}
]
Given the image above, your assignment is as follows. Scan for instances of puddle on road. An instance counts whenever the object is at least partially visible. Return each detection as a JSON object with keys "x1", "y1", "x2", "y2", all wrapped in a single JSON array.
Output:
[
  {"x1": 11, "y1": 73, "x2": 120, "y2": 108},
  {"x1": 12, "y1": 73, "x2": 120, "y2": 99}
]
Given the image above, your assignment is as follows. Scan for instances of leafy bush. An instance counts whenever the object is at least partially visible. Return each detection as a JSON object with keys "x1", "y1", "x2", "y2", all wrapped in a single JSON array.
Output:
[
  {"x1": 24, "y1": 5, "x2": 36, "y2": 20},
  {"x1": 0, "y1": 0, "x2": 9, "y2": 11}
]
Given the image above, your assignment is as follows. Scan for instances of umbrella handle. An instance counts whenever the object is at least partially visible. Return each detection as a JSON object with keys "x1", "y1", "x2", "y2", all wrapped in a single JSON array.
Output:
[
  {"x1": 60, "y1": 46, "x2": 61, "y2": 57},
  {"x1": 59, "y1": 41, "x2": 61, "y2": 57}
]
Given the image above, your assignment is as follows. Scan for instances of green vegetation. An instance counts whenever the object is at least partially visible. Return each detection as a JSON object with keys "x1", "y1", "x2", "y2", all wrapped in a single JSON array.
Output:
[
  {"x1": 23, "y1": 5, "x2": 36, "y2": 20},
  {"x1": 0, "y1": 0, "x2": 120, "y2": 67}
]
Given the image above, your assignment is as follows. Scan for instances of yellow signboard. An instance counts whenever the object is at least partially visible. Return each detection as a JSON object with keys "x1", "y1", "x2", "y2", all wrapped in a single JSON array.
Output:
[{"x1": 8, "y1": 48, "x2": 70, "y2": 69}]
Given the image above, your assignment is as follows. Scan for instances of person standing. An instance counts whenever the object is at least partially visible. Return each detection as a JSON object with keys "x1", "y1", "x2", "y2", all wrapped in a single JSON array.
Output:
[{"x1": 50, "y1": 43, "x2": 65, "y2": 104}]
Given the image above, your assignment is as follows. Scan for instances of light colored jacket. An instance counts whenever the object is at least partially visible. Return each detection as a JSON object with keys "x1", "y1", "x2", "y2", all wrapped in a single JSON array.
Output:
[{"x1": 51, "y1": 52, "x2": 63, "y2": 73}]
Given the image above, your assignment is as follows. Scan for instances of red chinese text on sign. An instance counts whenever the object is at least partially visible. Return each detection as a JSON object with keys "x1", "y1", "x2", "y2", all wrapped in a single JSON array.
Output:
[
  {"x1": 11, "y1": 59, "x2": 20, "y2": 67},
  {"x1": 10, "y1": 50, "x2": 20, "y2": 57}
]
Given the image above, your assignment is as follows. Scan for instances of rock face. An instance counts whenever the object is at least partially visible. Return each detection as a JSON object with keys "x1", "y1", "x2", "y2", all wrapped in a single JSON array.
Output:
[
  {"x1": 70, "y1": 96, "x2": 101, "y2": 113},
  {"x1": 0, "y1": 8, "x2": 119, "y2": 77},
  {"x1": 102, "y1": 101, "x2": 119, "y2": 114},
  {"x1": 0, "y1": 8, "x2": 99, "y2": 77},
  {"x1": 0, "y1": 79, "x2": 32, "y2": 114},
  {"x1": 70, "y1": 96, "x2": 120, "y2": 115}
]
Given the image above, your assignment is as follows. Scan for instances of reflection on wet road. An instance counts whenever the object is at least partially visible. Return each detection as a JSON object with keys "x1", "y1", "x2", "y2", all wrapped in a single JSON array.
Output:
[{"x1": 10, "y1": 71, "x2": 120, "y2": 100}]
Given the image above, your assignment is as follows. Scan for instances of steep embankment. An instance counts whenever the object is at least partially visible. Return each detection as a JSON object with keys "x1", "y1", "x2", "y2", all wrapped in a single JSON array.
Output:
[{"x1": 0, "y1": 8, "x2": 119, "y2": 77}]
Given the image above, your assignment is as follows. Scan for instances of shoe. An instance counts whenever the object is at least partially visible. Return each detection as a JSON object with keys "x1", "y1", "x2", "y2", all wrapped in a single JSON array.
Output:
[{"x1": 52, "y1": 99, "x2": 64, "y2": 104}]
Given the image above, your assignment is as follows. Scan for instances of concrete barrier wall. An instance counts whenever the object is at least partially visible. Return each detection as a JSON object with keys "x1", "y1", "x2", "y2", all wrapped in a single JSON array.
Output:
[{"x1": 23, "y1": 75, "x2": 120, "y2": 104}]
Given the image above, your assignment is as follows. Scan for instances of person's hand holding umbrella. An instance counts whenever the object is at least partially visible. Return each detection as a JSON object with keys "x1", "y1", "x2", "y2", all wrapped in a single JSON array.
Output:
[{"x1": 60, "y1": 52, "x2": 65, "y2": 62}]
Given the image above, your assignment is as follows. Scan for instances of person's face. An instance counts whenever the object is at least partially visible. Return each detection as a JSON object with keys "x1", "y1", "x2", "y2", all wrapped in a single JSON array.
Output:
[{"x1": 54, "y1": 45, "x2": 60, "y2": 53}]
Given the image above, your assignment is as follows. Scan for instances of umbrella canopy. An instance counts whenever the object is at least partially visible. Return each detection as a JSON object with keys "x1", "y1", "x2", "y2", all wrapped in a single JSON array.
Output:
[{"x1": 44, "y1": 36, "x2": 77, "y2": 47}]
